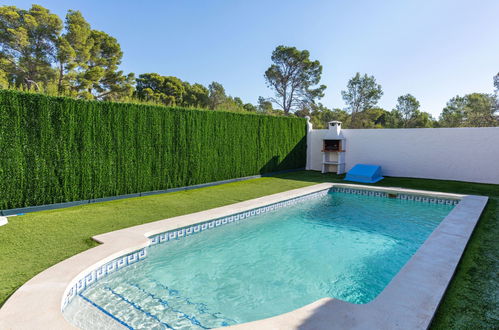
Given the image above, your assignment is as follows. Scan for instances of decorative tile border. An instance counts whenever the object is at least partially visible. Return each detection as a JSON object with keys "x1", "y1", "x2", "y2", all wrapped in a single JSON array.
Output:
[
  {"x1": 62, "y1": 248, "x2": 147, "y2": 311},
  {"x1": 149, "y1": 189, "x2": 330, "y2": 247},
  {"x1": 62, "y1": 186, "x2": 458, "y2": 312},
  {"x1": 331, "y1": 187, "x2": 459, "y2": 205},
  {"x1": 332, "y1": 187, "x2": 389, "y2": 198}
]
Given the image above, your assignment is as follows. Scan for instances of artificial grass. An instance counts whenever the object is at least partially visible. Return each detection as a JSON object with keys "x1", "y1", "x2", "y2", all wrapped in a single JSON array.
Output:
[{"x1": 0, "y1": 171, "x2": 497, "y2": 329}]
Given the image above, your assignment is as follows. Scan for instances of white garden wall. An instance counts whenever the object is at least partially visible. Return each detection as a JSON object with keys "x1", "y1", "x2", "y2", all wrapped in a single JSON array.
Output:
[{"x1": 308, "y1": 126, "x2": 499, "y2": 184}]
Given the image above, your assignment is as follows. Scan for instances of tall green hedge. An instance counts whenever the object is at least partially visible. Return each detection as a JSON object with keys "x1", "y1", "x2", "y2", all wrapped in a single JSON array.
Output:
[{"x1": 0, "y1": 90, "x2": 307, "y2": 209}]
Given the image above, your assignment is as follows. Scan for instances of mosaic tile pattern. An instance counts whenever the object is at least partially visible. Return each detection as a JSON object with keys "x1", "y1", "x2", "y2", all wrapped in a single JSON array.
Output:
[
  {"x1": 149, "y1": 189, "x2": 329, "y2": 246},
  {"x1": 62, "y1": 248, "x2": 147, "y2": 311},
  {"x1": 331, "y1": 187, "x2": 459, "y2": 205},
  {"x1": 332, "y1": 187, "x2": 389, "y2": 198},
  {"x1": 62, "y1": 186, "x2": 459, "y2": 311}
]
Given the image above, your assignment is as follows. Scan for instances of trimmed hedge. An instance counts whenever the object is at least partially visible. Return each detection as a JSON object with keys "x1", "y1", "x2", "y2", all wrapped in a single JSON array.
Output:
[{"x1": 0, "y1": 90, "x2": 307, "y2": 209}]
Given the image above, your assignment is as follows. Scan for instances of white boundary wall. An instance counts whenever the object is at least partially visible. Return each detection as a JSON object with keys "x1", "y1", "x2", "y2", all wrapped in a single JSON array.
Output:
[{"x1": 308, "y1": 127, "x2": 499, "y2": 184}]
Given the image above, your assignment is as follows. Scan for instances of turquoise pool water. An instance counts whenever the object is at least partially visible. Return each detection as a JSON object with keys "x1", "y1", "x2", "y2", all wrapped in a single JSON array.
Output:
[{"x1": 72, "y1": 191, "x2": 453, "y2": 329}]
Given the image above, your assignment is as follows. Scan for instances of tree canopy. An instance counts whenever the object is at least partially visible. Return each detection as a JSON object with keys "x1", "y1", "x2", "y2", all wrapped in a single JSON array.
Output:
[
  {"x1": 208, "y1": 82, "x2": 226, "y2": 110},
  {"x1": 391, "y1": 94, "x2": 434, "y2": 128},
  {"x1": 395, "y1": 94, "x2": 420, "y2": 126},
  {"x1": 264, "y1": 45, "x2": 326, "y2": 115},
  {"x1": 0, "y1": 4, "x2": 133, "y2": 99},
  {"x1": 136, "y1": 73, "x2": 186, "y2": 106},
  {"x1": 341, "y1": 73, "x2": 383, "y2": 127},
  {"x1": 134, "y1": 74, "x2": 258, "y2": 112},
  {"x1": 0, "y1": 5, "x2": 62, "y2": 90},
  {"x1": 440, "y1": 93, "x2": 498, "y2": 127}
]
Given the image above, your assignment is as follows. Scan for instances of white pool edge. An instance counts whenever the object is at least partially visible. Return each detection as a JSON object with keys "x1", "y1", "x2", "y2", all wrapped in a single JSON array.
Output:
[{"x1": 0, "y1": 183, "x2": 486, "y2": 330}]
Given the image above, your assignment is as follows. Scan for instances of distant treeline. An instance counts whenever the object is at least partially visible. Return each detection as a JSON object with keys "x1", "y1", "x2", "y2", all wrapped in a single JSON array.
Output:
[
  {"x1": 1, "y1": 4, "x2": 498, "y2": 128},
  {"x1": 297, "y1": 92, "x2": 498, "y2": 129},
  {"x1": 0, "y1": 5, "x2": 274, "y2": 114}
]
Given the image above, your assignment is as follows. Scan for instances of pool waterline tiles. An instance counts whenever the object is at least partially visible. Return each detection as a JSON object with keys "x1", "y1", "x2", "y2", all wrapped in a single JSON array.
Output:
[{"x1": 148, "y1": 187, "x2": 458, "y2": 249}]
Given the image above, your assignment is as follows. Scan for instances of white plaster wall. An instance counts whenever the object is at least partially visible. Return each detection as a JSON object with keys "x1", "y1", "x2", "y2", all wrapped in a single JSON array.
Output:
[
  {"x1": 309, "y1": 129, "x2": 327, "y2": 171},
  {"x1": 308, "y1": 127, "x2": 499, "y2": 184}
]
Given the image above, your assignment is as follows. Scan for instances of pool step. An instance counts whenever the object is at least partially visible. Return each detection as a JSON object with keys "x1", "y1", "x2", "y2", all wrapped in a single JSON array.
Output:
[
  {"x1": 83, "y1": 286, "x2": 171, "y2": 329},
  {"x1": 114, "y1": 282, "x2": 207, "y2": 329},
  {"x1": 130, "y1": 278, "x2": 235, "y2": 328},
  {"x1": 84, "y1": 278, "x2": 235, "y2": 329}
]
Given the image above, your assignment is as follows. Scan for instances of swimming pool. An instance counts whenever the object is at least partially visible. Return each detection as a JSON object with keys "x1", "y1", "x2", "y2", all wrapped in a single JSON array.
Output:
[{"x1": 63, "y1": 187, "x2": 456, "y2": 329}]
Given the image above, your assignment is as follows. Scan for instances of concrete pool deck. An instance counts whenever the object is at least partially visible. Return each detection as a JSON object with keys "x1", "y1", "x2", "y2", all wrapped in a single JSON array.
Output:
[{"x1": 0, "y1": 183, "x2": 488, "y2": 330}]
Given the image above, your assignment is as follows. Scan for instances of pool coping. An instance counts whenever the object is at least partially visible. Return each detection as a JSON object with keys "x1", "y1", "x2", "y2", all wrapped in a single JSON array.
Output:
[{"x1": 0, "y1": 183, "x2": 487, "y2": 330}]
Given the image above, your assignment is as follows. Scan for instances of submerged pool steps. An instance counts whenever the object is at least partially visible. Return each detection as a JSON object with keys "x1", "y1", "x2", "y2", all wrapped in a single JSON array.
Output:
[
  {"x1": 79, "y1": 292, "x2": 134, "y2": 329},
  {"x1": 84, "y1": 286, "x2": 164, "y2": 329},
  {"x1": 83, "y1": 278, "x2": 234, "y2": 329},
  {"x1": 135, "y1": 279, "x2": 235, "y2": 327}
]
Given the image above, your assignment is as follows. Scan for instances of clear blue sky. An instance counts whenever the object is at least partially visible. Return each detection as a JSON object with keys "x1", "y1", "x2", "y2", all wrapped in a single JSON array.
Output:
[{"x1": 6, "y1": 0, "x2": 499, "y2": 116}]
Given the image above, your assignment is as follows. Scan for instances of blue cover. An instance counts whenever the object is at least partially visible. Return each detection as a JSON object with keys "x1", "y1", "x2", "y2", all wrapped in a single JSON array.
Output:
[{"x1": 344, "y1": 164, "x2": 384, "y2": 183}]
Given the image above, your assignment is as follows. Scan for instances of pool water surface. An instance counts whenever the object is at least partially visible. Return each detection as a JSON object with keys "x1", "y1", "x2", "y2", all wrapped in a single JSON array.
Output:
[{"x1": 65, "y1": 190, "x2": 454, "y2": 329}]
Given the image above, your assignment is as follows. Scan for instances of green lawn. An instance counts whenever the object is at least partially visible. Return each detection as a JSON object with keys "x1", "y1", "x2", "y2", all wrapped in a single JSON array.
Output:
[{"x1": 0, "y1": 171, "x2": 497, "y2": 329}]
